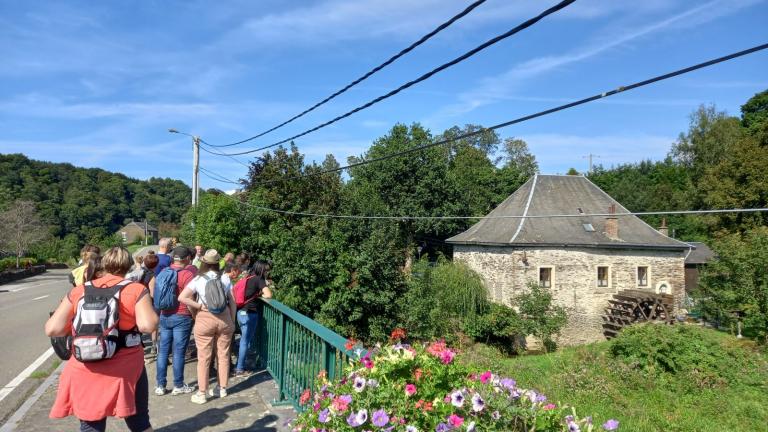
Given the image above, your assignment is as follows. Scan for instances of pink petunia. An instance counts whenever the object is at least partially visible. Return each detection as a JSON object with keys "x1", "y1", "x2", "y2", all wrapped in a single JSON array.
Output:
[
  {"x1": 405, "y1": 384, "x2": 417, "y2": 396},
  {"x1": 480, "y1": 371, "x2": 492, "y2": 384},
  {"x1": 448, "y1": 414, "x2": 464, "y2": 427}
]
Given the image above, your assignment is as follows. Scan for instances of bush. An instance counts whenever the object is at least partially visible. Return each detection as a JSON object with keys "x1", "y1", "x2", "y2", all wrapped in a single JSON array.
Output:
[
  {"x1": 609, "y1": 324, "x2": 765, "y2": 390},
  {"x1": 516, "y1": 283, "x2": 568, "y2": 352},
  {"x1": 463, "y1": 303, "x2": 524, "y2": 354},
  {"x1": 0, "y1": 257, "x2": 38, "y2": 272},
  {"x1": 400, "y1": 259, "x2": 488, "y2": 342},
  {"x1": 292, "y1": 341, "x2": 616, "y2": 432}
]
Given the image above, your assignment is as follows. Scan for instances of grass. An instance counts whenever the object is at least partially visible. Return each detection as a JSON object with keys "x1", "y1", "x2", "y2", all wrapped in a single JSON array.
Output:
[
  {"x1": 126, "y1": 243, "x2": 145, "y2": 254},
  {"x1": 460, "y1": 325, "x2": 768, "y2": 432},
  {"x1": 28, "y1": 359, "x2": 62, "y2": 380}
]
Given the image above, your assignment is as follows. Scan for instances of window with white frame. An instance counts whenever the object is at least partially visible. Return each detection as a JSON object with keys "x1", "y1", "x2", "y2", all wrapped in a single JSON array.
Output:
[
  {"x1": 597, "y1": 266, "x2": 610, "y2": 287},
  {"x1": 539, "y1": 267, "x2": 553, "y2": 288},
  {"x1": 637, "y1": 266, "x2": 649, "y2": 287}
]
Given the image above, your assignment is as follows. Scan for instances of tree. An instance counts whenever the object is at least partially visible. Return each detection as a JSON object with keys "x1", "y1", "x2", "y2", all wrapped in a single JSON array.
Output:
[
  {"x1": 697, "y1": 227, "x2": 768, "y2": 343},
  {"x1": 0, "y1": 200, "x2": 49, "y2": 268}
]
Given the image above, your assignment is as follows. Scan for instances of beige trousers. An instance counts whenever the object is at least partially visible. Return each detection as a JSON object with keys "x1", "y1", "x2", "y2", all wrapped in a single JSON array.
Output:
[{"x1": 193, "y1": 310, "x2": 235, "y2": 391}]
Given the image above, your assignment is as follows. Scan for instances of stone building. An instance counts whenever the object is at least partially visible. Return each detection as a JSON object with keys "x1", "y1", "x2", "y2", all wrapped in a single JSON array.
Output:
[
  {"x1": 447, "y1": 174, "x2": 692, "y2": 346},
  {"x1": 118, "y1": 220, "x2": 158, "y2": 245}
]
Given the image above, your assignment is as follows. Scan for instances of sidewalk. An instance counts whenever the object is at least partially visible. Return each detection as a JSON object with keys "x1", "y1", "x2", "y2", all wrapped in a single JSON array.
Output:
[{"x1": 9, "y1": 352, "x2": 297, "y2": 432}]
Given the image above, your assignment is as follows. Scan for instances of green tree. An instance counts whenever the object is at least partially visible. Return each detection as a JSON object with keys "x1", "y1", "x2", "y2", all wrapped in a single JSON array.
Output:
[{"x1": 697, "y1": 227, "x2": 768, "y2": 342}]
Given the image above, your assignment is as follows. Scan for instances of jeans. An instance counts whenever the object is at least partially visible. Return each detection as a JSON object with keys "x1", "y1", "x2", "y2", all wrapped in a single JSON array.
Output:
[
  {"x1": 236, "y1": 310, "x2": 259, "y2": 372},
  {"x1": 156, "y1": 313, "x2": 192, "y2": 388},
  {"x1": 79, "y1": 368, "x2": 151, "y2": 432}
]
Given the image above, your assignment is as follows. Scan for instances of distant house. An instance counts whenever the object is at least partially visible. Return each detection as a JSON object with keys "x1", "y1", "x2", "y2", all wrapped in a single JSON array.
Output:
[
  {"x1": 684, "y1": 241, "x2": 716, "y2": 293},
  {"x1": 447, "y1": 174, "x2": 692, "y2": 346},
  {"x1": 118, "y1": 221, "x2": 158, "y2": 245}
]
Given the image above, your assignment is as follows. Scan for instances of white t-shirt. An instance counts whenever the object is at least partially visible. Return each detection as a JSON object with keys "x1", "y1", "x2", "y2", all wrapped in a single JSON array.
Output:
[
  {"x1": 186, "y1": 270, "x2": 228, "y2": 306},
  {"x1": 221, "y1": 273, "x2": 233, "y2": 292}
]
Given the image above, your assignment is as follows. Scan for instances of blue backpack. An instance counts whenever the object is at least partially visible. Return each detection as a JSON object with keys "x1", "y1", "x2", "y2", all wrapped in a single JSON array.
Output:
[{"x1": 154, "y1": 268, "x2": 180, "y2": 311}]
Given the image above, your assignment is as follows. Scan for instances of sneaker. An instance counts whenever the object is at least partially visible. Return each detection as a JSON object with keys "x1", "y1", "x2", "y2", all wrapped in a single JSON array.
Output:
[
  {"x1": 190, "y1": 392, "x2": 207, "y2": 404},
  {"x1": 154, "y1": 386, "x2": 167, "y2": 396},
  {"x1": 219, "y1": 388, "x2": 227, "y2": 398},
  {"x1": 171, "y1": 384, "x2": 195, "y2": 395},
  {"x1": 233, "y1": 370, "x2": 252, "y2": 378}
]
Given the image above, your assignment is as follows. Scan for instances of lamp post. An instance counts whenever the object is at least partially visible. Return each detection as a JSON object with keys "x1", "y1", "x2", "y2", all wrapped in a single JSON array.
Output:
[{"x1": 168, "y1": 128, "x2": 200, "y2": 206}]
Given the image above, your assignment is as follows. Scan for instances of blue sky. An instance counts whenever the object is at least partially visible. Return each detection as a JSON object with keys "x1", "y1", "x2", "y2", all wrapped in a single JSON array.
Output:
[{"x1": 1, "y1": 0, "x2": 766, "y2": 191}]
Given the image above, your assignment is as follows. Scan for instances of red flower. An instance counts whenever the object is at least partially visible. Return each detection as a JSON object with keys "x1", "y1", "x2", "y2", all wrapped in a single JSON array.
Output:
[
  {"x1": 390, "y1": 327, "x2": 407, "y2": 341},
  {"x1": 345, "y1": 339, "x2": 357, "y2": 351},
  {"x1": 299, "y1": 389, "x2": 311, "y2": 405}
]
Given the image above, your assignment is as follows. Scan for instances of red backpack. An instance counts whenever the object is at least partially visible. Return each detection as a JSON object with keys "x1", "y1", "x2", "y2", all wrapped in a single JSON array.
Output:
[{"x1": 233, "y1": 275, "x2": 258, "y2": 308}]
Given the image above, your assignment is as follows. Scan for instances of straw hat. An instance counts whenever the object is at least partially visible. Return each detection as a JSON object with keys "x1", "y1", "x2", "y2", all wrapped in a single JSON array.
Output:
[{"x1": 202, "y1": 249, "x2": 221, "y2": 265}]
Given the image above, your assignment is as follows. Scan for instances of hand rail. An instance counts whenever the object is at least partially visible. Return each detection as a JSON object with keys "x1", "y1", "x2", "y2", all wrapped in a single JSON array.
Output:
[{"x1": 255, "y1": 297, "x2": 360, "y2": 411}]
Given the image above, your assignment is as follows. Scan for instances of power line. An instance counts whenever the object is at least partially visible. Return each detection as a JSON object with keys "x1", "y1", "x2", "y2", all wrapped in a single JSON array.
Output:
[
  {"x1": 226, "y1": 194, "x2": 768, "y2": 220},
  {"x1": 203, "y1": 0, "x2": 577, "y2": 156},
  {"x1": 199, "y1": 140, "x2": 251, "y2": 168},
  {"x1": 248, "y1": 42, "x2": 768, "y2": 186},
  {"x1": 199, "y1": 166, "x2": 242, "y2": 185},
  {"x1": 206, "y1": 0, "x2": 489, "y2": 148}
]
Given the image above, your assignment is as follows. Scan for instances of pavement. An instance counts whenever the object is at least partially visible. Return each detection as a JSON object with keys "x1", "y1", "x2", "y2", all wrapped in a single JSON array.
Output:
[
  {"x1": 6, "y1": 349, "x2": 297, "y2": 431},
  {"x1": 0, "y1": 269, "x2": 71, "y2": 426},
  {"x1": 0, "y1": 269, "x2": 298, "y2": 431}
]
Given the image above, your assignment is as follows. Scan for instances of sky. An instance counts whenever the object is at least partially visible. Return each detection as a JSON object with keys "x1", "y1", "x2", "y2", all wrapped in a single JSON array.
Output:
[{"x1": 1, "y1": 0, "x2": 766, "y2": 191}]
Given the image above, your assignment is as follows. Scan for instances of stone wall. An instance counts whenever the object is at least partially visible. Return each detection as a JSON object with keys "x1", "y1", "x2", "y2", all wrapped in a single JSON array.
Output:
[{"x1": 454, "y1": 245, "x2": 686, "y2": 346}]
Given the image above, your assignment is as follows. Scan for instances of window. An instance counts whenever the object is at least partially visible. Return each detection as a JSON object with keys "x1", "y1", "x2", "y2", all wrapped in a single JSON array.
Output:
[
  {"x1": 582, "y1": 223, "x2": 595, "y2": 232},
  {"x1": 597, "y1": 266, "x2": 609, "y2": 287},
  {"x1": 539, "y1": 267, "x2": 553, "y2": 288},
  {"x1": 637, "y1": 266, "x2": 649, "y2": 287}
]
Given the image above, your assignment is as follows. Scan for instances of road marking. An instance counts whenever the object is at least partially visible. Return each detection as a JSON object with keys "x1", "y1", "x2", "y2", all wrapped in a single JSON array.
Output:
[
  {"x1": 32, "y1": 295, "x2": 49, "y2": 301},
  {"x1": 10, "y1": 280, "x2": 62, "y2": 293},
  {"x1": 0, "y1": 348, "x2": 54, "y2": 404},
  {"x1": 0, "y1": 361, "x2": 64, "y2": 432}
]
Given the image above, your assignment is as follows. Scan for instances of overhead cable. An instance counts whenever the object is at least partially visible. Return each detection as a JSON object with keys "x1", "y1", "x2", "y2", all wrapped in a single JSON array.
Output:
[
  {"x1": 198, "y1": 141, "x2": 251, "y2": 168},
  {"x1": 203, "y1": 0, "x2": 578, "y2": 156},
  {"x1": 199, "y1": 166, "x2": 242, "y2": 185},
  {"x1": 249, "y1": 42, "x2": 768, "y2": 185},
  {"x1": 206, "y1": 0, "x2": 489, "y2": 148},
  {"x1": 227, "y1": 195, "x2": 768, "y2": 220}
]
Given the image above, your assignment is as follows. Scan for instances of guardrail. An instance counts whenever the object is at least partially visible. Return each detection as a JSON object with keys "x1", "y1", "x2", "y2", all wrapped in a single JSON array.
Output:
[{"x1": 255, "y1": 298, "x2": 359, "y2": 411}]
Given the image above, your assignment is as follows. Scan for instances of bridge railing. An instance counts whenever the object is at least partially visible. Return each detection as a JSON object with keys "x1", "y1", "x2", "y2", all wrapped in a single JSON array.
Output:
[{"x1": 255, "y1": 298, "x2": 358, "y2": 410}]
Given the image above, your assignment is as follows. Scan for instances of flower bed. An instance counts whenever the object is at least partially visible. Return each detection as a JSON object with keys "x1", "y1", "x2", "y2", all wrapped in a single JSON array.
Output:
[{"x1": 292, "y1": 337, "x2": 618, "y2": 432}]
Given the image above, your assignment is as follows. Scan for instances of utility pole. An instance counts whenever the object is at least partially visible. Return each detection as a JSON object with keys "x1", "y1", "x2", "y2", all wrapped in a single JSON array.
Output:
[
  {"x1": 192, "y1": 135, "x2": 200, "y2": 206},
  {"x1": 582, "y1": 153, "x2": 601, "y2": 174}
]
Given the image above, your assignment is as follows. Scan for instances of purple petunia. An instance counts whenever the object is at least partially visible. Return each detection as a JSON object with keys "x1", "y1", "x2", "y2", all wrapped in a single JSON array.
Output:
[
  {"x1": 367, "y1": 379, "x2": 379, "y2": 388},
  {"x1": 435, "y1": 423, "x2": 451, "y2": 432},
  {"x1": 535, "y1": 394, "x2": 548, "y2": 403},
  {"x1": 500, "y1": 378, "x2": 516, "y2": 390},
  {"x1": 353, "y1": 376, "x2": 366, "y2": 393},
  {"x1": 318, "y1": 409, "x2": 330, "y2": 424},
  {"x1": 346, "y1": 409, "x2": 368, "y2": 427},
  {"x1": 372, "y1": 409, "x2": 389, "y2": 427},
  {"x1": 450, "y1": 390, "x2": 465, "y2": 408},
  {"x1": 603, "y1": 419, "x2": 620, "y2": 431},
  {"x1": 466, "y1": 421, "x2": 476, "y2": 432},
  {"x1": 471, "y1": 393, "x2": 485, "y2": 412},
  {"x1": 405, "y1": 426, "x2": 418, "y2": 432},
  {"x1": 492, "y1": 411, "x2": 501, "y2": 421}
]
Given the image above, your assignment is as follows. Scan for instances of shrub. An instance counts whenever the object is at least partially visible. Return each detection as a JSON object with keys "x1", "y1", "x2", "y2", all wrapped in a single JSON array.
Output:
[
  {"x1": 516, "y1": 283, "x2": 568, "y2": 352},
  {"x1": 0, "y1": 257, "x2": 38, "y2": 272},
  {"x1": 463, "y1": 303, "x2": 524, "y2": 354},
  {"x1": 609, "y1": 324, "x2": 765, "y2": 390},
  {"x1": 400, "y1": 259, "x2": 488, "y2": 342},
  {"x1": 292, "y1": 341, "x2": 618, "y2": 432}
]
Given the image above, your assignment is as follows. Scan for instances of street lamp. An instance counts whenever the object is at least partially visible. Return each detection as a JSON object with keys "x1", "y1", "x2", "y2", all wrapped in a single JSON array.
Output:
[{"x1": 168, "y1": 128, "x2": 200, "y2": 206}]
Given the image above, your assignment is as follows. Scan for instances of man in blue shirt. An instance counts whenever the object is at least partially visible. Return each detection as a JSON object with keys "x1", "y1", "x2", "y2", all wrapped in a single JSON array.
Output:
[{"x1": 154, "y1": 237, "x2": 172, "y2": 276}]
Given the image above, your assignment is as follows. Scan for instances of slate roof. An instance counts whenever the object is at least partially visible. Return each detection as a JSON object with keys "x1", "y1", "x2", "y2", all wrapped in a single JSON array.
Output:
[
  {"x1": 447, "y1": 174, "x2": 690, "y2": 250},
  {"x1": 122, "y1": 221, "x2": 159, "y2": 232},
  {"x1": 685, "y1": 242, "x2": 716, "y2": 264}
]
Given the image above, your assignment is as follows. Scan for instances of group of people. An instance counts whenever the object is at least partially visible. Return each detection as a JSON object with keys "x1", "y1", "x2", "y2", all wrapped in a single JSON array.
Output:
[{"x1": 45, "y1": 239, "x2": 273, "y2": 432}]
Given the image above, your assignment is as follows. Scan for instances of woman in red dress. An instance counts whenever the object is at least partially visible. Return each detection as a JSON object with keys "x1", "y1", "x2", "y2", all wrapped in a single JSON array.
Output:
[{"x1": 45, "y1": 247, "x2": 158, "y2": 432}]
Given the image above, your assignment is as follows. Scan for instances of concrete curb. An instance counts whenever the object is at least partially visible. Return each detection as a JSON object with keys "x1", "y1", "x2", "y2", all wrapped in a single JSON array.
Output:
[{"x1": 0, "y1": 361, "x2": 64, "y2": 432}]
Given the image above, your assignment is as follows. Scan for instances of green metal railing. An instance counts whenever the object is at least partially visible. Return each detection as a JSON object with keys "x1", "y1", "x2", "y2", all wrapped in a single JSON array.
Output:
[{"x1": 255, "y1": 298, "x2": 358, "y2": 410}]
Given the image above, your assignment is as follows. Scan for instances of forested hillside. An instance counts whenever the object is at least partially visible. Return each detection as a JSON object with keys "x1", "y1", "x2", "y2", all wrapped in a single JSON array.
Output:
[{"x1": 0, "y1": 153, "x2": 190, "y2": 254}]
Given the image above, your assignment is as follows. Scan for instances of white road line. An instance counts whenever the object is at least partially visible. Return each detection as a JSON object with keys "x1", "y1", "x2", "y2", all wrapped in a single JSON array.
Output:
[
  {"x1": 32, "y1": 295, "x2": 50, "y2": 301},
  {"x1": 0, "y1": 361, "x2": 64, "y2": 432},
  {"x1": 0, "y1": 348, "x2": 54, "y2": 404},
  {"x1": 10, "y1": 280, "x2": 62, "y2": 293}
]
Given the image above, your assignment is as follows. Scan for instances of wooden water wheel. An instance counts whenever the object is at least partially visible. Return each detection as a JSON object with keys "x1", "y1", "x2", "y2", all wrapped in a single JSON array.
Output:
[{"x1": 602, "y1": 289, "x2": 674, "y2": 339}]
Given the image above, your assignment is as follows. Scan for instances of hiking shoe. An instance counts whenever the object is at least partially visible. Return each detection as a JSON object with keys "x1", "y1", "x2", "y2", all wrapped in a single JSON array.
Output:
[
  {"x1": 171, "y1": 384, "x2": 195, "y2": 395},
  {"x1": 190, "y1": 392, "x2": 207, "y2": 404},
  {"x1": 154, "y1": 387, "x2": 167, "y2": 396},
  {"x1": 233, "y1": 370, "x2": 252, "y2": 378},
  {"x1": 207, "y1": 386, "x2": 227, "y2": 398}
]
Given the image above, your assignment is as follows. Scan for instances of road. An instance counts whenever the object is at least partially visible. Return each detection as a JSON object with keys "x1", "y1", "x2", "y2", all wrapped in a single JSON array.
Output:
[{"x1": 0, "y1": 270, "x2": 70, "y2": 398}]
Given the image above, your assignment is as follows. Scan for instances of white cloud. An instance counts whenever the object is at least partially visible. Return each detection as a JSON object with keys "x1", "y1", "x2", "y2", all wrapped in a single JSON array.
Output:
[{"x1": 432, "y1": 0, "x2": 765, "y2": 119}]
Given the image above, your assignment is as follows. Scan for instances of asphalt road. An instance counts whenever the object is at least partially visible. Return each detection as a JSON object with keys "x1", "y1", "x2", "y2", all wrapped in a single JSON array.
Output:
[{"x1": 0, "y1": 270, "x2": 70, "y2": 397}]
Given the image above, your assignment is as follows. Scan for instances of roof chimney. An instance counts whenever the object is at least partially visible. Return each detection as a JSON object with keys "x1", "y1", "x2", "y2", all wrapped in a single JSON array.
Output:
[
  {"x1": 658, "y1": 217, "x2": 669, "y2": 237},
  {"x1": 605, "y1": 204, "x2": 619, "y2": 240}
]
